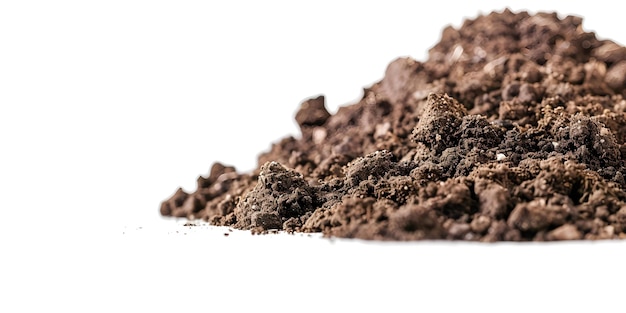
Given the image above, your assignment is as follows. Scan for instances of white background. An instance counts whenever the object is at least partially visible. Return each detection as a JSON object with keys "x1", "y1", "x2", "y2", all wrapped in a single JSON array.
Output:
[{"x1": 1, "y1": 1, "x2": 625, "y2": 312}]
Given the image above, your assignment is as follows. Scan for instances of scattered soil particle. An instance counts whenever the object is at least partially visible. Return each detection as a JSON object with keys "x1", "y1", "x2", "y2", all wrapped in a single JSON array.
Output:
[{"x1": 161, "y1": 9, "x2": 626, "y2": 241}]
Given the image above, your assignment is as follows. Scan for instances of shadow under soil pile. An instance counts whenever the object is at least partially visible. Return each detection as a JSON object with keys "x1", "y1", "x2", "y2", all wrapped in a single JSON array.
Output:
[{"x1": 161, "y1": 10, "x2": 626, "y2": 241}]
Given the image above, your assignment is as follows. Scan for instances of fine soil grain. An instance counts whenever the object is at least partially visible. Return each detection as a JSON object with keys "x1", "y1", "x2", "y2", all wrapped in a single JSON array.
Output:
[{"x1": 161, "y1": 10, "x2": 626, "y2": 241}]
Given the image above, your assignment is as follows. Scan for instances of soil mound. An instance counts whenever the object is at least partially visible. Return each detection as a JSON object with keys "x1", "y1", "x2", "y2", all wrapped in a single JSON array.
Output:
[{"x1": 161, "y1": 10, "x2": 626, "y2": 241}]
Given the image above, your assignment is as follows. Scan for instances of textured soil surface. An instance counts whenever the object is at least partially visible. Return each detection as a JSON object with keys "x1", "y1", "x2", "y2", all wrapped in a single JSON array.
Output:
[{"x1": 161, "y1": 10, "x2": 626, "y2": 241}]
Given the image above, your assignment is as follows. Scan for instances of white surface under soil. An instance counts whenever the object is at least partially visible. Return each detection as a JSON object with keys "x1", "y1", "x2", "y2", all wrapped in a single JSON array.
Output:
[{"x1": 4, "y1": 218, "x2": 624, "y2": 312}]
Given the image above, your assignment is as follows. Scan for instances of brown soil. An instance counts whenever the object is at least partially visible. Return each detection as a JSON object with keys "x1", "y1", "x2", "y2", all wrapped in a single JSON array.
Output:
[{"x1": 161, "y1": 10, "x2": 626, "y2": 241}]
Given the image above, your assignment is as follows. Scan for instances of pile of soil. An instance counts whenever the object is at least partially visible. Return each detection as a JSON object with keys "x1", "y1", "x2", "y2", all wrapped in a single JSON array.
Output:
[{"x1": 161, "y1": 10, "x2": 626, "y2": 241}]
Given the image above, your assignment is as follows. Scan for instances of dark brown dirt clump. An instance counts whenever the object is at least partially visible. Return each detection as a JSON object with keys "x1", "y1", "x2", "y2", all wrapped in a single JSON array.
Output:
[{"x1": 161, "y1": 10, "x2": 626, "y2": 241}]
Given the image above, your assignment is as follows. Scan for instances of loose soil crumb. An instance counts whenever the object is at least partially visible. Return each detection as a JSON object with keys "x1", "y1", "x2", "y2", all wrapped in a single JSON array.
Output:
[{"x1": 161, "y1": 10, "x2": 626, "y2": 241}]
